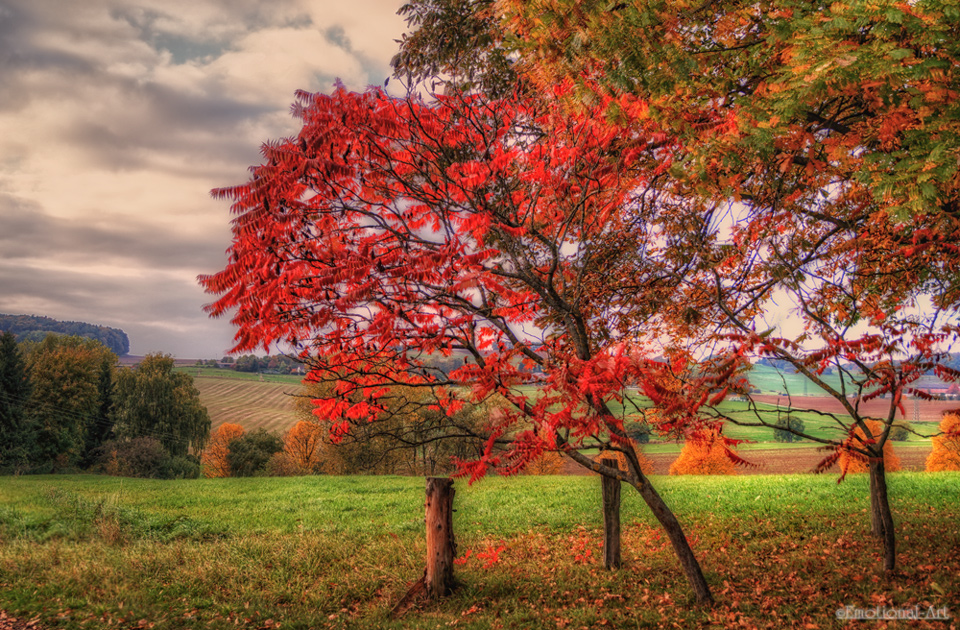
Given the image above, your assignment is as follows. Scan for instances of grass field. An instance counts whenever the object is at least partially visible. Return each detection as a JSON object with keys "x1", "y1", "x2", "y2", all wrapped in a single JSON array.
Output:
[{"x1": 0, "y1": 473, "x2": 957, "y2": 629}]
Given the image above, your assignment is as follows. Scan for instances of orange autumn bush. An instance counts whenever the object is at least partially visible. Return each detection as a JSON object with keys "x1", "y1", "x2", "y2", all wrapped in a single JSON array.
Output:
[
  {"x1": 838, "y1": 419, "x2": 901, "y2": 474},
  {"x1": 669, "y1": 428, "x2": 738, "y2": 476},
  {"x1": 525, "y1": 450, "x2": 566, "y2": 475},
  {"x1": 927, "y1": 411, "x2": 960, "y2": 472},
  {"x1": 202, "y1": 422, "x2": 245, "y2": 478}
]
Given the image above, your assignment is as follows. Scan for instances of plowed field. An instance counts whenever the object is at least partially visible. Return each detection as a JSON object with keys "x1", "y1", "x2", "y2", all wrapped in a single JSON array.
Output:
[{"x1": 193, "y1": 376, "x2": 300, "y2": 433}]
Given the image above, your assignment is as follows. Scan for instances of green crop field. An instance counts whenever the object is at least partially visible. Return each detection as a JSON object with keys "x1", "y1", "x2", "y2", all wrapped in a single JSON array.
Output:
[
  {"x1": 176, "y1": 366, "x2": 304, "y2": 385},
  {"x1": 0, "y1": 473, "x2": 957, "y2": 629}
]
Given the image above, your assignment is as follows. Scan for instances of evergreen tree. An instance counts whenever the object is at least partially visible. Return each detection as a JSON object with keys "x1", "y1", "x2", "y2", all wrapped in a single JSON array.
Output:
[{"x1": 0, "y1": 331, "x2": 33, "y2": 472}]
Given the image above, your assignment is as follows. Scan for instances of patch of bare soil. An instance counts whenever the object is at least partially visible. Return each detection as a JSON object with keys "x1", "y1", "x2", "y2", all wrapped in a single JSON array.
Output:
[
  {"x1": 752, "y1": 394, "x2": 960, "y2": 424},
  {"x1": 561, "y1": 445, "x2": 932, "y2": 476}
]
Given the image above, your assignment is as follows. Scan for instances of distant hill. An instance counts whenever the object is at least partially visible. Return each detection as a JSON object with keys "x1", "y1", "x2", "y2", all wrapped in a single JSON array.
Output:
[{"x1": 0, "y1": 313, "x2": 130, "y2": 356}]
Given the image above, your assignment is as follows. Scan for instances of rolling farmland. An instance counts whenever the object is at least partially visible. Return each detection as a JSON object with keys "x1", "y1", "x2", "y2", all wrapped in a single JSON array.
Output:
[
  {"x1": 188, "y1": 366, "x2": 938, "y2": 471},
  {"x1": 192, "y1": 375, "x2": 302, "y2": 433}
]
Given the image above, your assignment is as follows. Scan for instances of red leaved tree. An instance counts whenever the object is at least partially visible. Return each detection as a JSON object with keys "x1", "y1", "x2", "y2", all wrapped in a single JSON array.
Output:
[{"x1": 200, "y1": 83, "x2": 741, "y2": 604}]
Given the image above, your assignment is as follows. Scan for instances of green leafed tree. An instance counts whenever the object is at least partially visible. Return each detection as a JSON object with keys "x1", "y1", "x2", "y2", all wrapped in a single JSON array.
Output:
[
  {"x1": 25, "y1": 335, "x2": 117, "y2": 471},
  {"x1": 0, "y1": 331, "x2": 34, "y2": 472},
  {"x1": 391, "y1": 0, "x2": 517, "y2": 97},
  {"x1": 227, "y1": 428, "x2": 283, "y2": 477},
  {"x1": 772, "y1": 416, "x2": 806, "y2": 443},
  {"x1": 111, "y1": 353, "x2": 211, "y2": 459}
]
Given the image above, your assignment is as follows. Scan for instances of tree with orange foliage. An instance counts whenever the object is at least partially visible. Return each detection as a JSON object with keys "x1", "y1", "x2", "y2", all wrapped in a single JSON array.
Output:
[
  {"x1": 927, "y1": 411, "x2": 960, "y2": 472},
  {"x1": 593, "y1": 448, "x2": 653, "y2": 477},
  {"x1": 524, "y1": 451, "x2": 566, "y2": 475},
  {"x1": 669, "y1": 428, "x2": 739, "y2": 476},
  {"x1": 283, "y1": 420, "x2": 324, "y2": 473},
  {"x1": 838, "y1": 420, "x2": 901, "y2": 475},
  {"x1": 201, "y1": 423, "x2": 245, "y2": 478}
]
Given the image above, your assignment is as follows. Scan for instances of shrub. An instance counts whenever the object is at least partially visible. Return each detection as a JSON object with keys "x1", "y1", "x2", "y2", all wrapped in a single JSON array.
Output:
[
  {"x1": 156, "y1": 455, "x2": 201, "y2": 479},
  {"x1": 265, "y1": 452, "x2": 301, "y2": 477},
  {"x1": 927, "y1": 411, "x2": 960, "y2": 472},
  {"x1": 94, "y1": 437, "x2": 199, "y2": 479},
  {"x1": 772, "y1": 415, "x2": 805, "y2": 443},
  {"x1": 838, "y1": 420, "x2": 901, "y2": 474},
  {"x1": 669, "y1": 428, "x2": 738, "y2": 476},
  {"x1": 95, "y1": 438, "x2": 166, "y2": 478},
  {"x1": 227, "y1": 428, "x2": 284, "y2": 477},
  {"x1": 890, "y1": 420, "x2": 913, "y2": 442},
  {"x1": 625, "y1": 420, "x2": 651, "y2": 444}
]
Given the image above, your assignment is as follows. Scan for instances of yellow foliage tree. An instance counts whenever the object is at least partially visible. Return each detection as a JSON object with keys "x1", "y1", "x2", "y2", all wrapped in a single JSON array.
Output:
[
  {"x1": 927, "y1": 411, "x2": 960, "y2": 472},
  {"x1": 284, "y1": 420, "x2": 324, "y2": 473},
  {"x1": 201, "y1": 423, "x2": 245, "y2": 478},
  {"x1": 838, "y1": 419, "x2": 901, "y2": 474},
  {"x1": 669, "y1": 428, "x2": 737, "y2": 476}
]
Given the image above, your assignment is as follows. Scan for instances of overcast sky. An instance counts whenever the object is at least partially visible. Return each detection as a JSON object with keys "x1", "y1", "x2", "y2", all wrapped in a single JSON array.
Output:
[{"x1": 0, "y1": 0, "x2": 405, "y2": 358}]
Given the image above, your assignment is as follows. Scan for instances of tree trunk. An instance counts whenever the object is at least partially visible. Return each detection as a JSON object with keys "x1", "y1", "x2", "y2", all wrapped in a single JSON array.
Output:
[
  {"x1": 425, "y1": 477, "x2": 457, "y2": 598},
  {"x1": 632, "y1": 476, "x2": 713, "y2": 605},
  {"x1": 868, "y1": 459, "x2": 897, "y2": 572},
  {"x1": 868, "y1": 462, "x2": 884, "y2": 537},
  {"x1": 562, "y1": 445, "x2": 713, "y2": 605},
  {"x1": 601, "y1": 458, "x2": 622, "y2": 570}
]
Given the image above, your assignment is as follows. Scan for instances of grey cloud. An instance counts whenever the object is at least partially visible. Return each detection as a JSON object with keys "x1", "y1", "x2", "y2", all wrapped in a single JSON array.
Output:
[
  {"x1": 109, "y1": 6, "x2": 231, "y2": 64},
  {"x1": 0, "y1": 195, "x2": 231, "y2": 271},
  {"x1": 0, "y1": 260, "x2": 238, "y2": 357},
  {"x1": 324, "y1": 25, "x2": 352, "y2": 52},
  {"x1": 0, "y1": 0, "x2": 406, "y2": 358},
  {"x1": 62, "y1": 79, "x2": 274, "y2": 172}
]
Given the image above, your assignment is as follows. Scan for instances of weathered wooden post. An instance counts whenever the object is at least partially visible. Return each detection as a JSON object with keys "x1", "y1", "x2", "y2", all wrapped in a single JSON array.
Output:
[
  {"x1": 425, "y1": 476, "x2": 457, "y2": 597},
  {"x1": 601, "y1": 457, "x2": 622, "y2": 570}
]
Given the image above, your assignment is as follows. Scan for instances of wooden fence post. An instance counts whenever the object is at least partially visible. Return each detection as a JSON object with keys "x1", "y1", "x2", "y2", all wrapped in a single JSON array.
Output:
[
  {"x1": 601, "y1": 457, "x2": 622, "y2": 570},
  {"x1": 425, "y1": 476, "x2": 457, "y2": 598}
]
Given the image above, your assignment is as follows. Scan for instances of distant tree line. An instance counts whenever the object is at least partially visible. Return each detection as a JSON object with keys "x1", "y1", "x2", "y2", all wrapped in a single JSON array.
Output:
[
  {"x1": 0, "y1": 313, "x2": 130, "y2": 356},
  {"x1": 0, "y1": 332, "x2": 209, "y2": 478},
  {"x1": 202, "y1": 354, "x2": 304, "y2": 374}
]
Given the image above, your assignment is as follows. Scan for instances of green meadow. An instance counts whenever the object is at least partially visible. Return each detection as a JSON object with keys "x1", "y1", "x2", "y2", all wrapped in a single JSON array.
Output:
[{"x1": 1, "y1": 473, "x2": 957, "y2": 629}]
